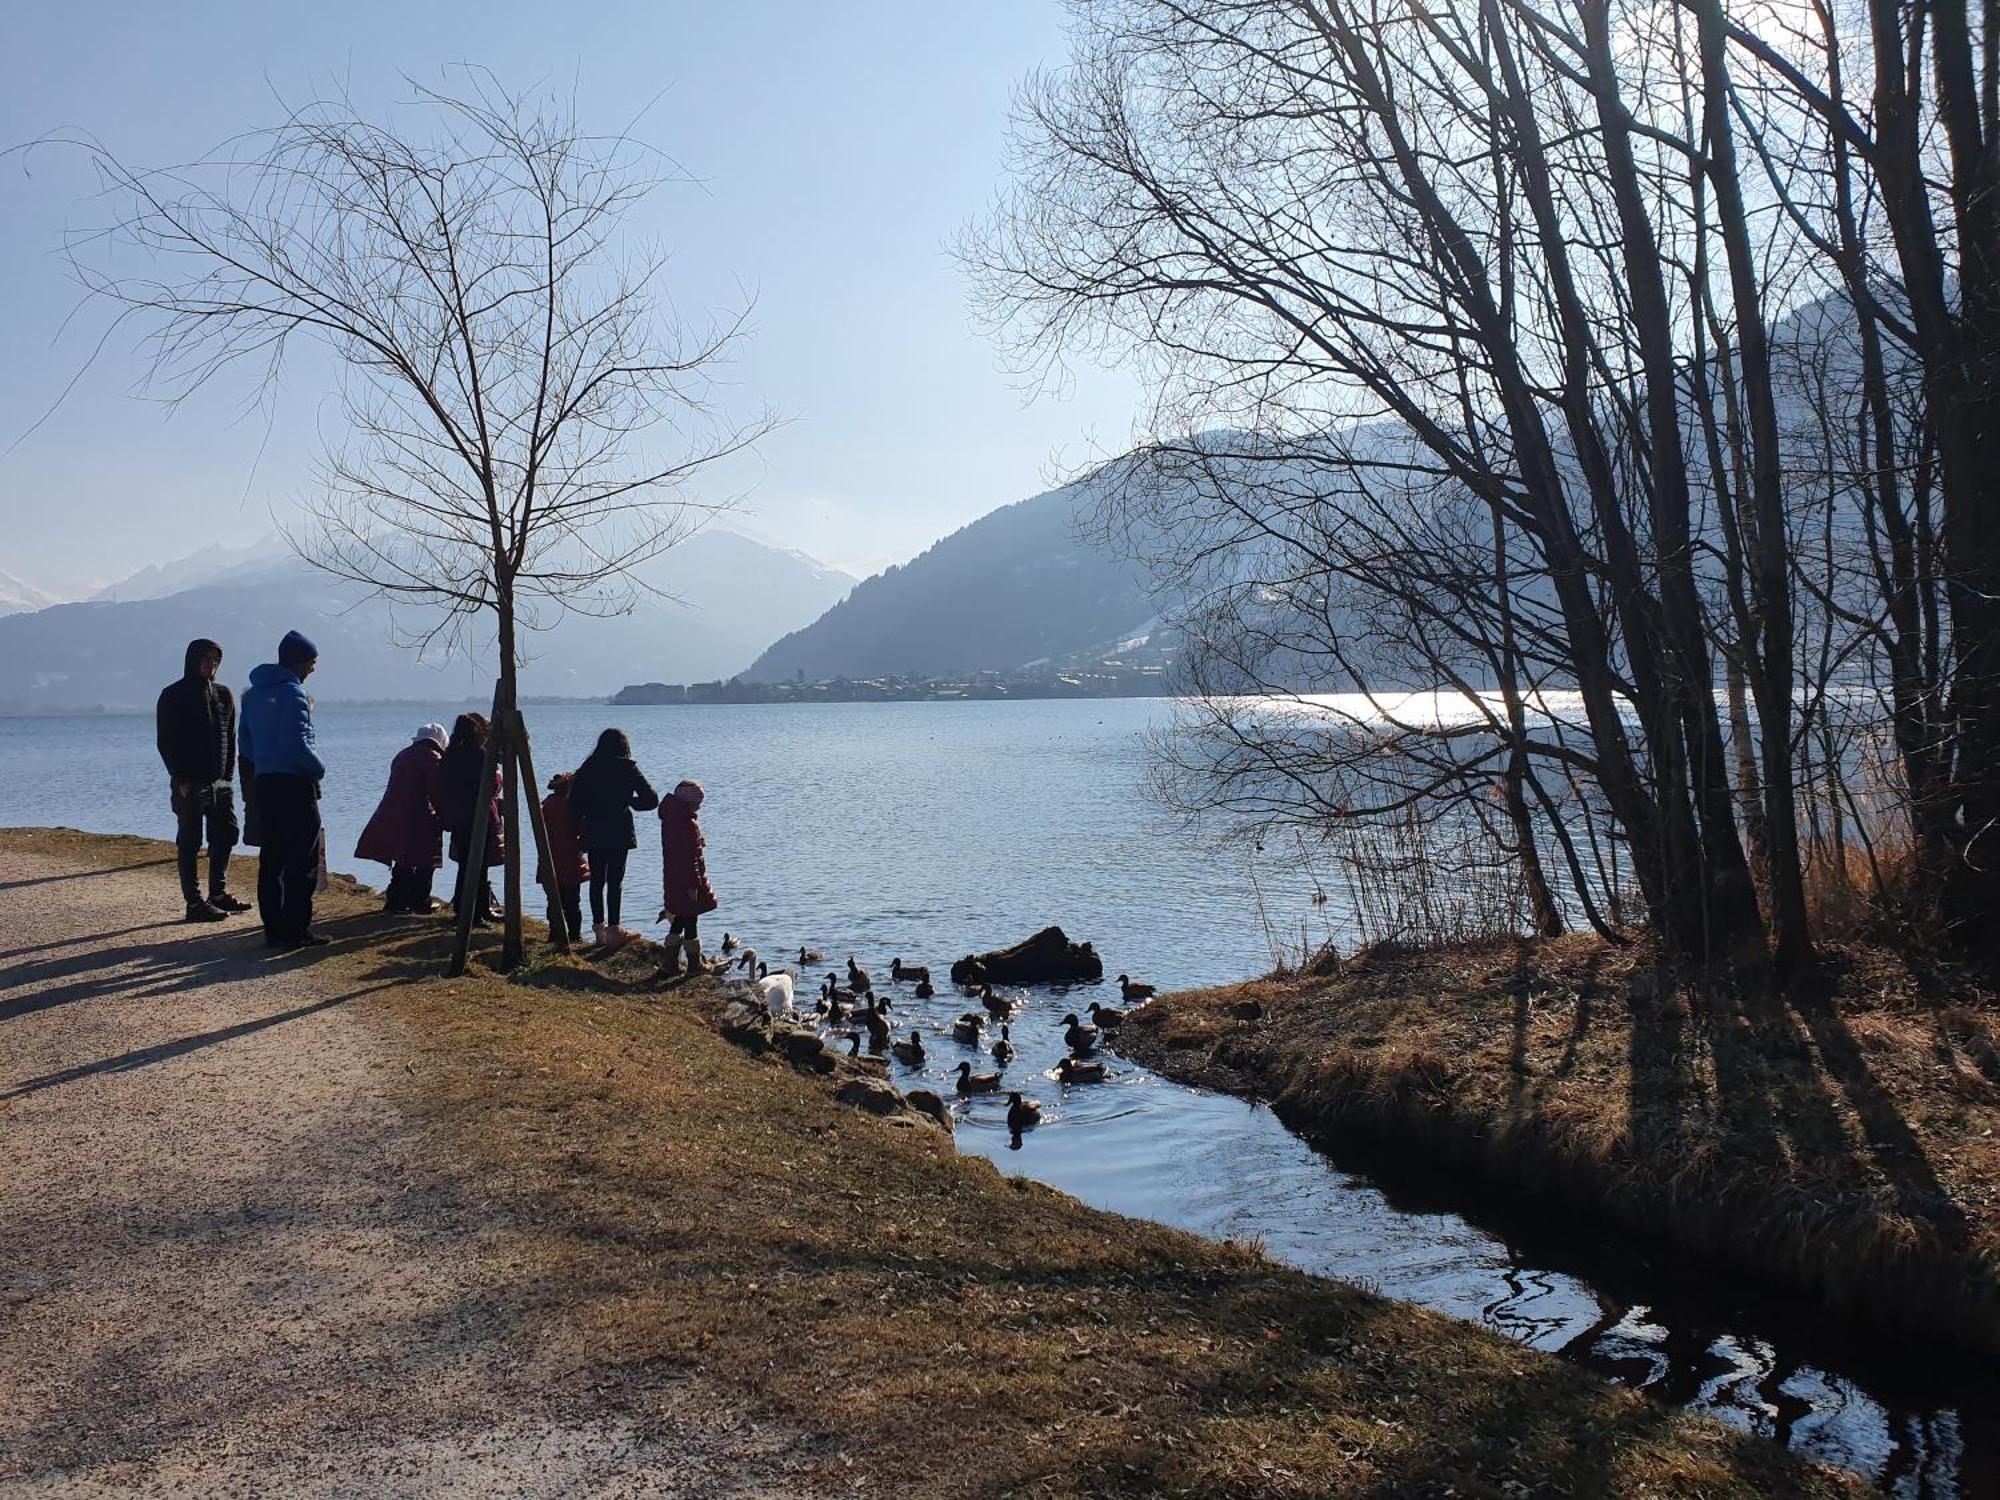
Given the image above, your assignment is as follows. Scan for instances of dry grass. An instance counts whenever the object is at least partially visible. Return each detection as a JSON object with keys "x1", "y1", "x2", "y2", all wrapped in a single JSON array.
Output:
[
  {"x1": 0, "y1": 825, "x2": 1865, "y2": 1499},
  {"x1": 1119, "y1": 928, "x2": 2000, "y2": 1357}
]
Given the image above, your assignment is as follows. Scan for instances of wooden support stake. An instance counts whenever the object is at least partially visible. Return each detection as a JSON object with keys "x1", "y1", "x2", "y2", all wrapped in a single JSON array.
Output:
[{"x1": 512, "y1": 707, "x2": 569, "y2": 952}]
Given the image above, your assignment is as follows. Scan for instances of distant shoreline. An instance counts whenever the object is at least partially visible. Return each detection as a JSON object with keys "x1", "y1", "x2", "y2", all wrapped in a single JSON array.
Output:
[{"x1": 0, "y1": 692, "x2": 1185, "y2": 720}]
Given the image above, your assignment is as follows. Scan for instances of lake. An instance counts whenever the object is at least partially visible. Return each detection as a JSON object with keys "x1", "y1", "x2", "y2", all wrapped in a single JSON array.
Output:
[{"x1": 0, "y1": 697, "x2": 1989, "y2": 1495}]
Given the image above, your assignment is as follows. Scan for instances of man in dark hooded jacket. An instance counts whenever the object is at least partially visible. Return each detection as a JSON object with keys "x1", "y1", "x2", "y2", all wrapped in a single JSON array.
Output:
[{"x1": 156, "y1": 638, "x2": 249, "y2": 921}]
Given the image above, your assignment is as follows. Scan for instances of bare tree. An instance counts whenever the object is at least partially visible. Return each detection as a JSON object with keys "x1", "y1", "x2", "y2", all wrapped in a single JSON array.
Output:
[{"x1": 60, "y1": 74, "x2": 771, "y2": 967}]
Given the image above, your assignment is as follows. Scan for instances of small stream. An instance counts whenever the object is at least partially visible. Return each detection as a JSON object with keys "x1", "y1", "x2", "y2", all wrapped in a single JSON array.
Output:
[{"x1": 797, "y1": 970, "x2": 1996, "y2": 1498}]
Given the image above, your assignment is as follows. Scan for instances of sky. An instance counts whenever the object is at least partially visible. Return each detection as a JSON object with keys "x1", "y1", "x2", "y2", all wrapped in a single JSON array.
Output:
[{"x1": 0, "y1": 1, "x2": 1142, "y2": 596}]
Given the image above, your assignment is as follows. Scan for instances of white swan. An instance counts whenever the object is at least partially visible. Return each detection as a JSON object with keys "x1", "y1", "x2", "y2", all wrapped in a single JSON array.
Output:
[{"x1": 753, "y1": 968, "x2": 795, "y2": 1017}]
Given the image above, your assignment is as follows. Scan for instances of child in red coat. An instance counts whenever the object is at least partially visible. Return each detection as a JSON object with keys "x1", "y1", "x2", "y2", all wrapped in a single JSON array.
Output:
[
  {"x1": 537, "y1": 773, "x2": 589, "y2": 945},
  {"x1": 657, "y1": 779, "x2": 718, "y2": 975}
]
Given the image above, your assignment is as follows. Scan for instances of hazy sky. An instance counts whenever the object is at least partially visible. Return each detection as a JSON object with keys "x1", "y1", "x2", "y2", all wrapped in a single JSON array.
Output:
[{"x1": 1, "y1": 2, "x2": 1141, "y2": 594}]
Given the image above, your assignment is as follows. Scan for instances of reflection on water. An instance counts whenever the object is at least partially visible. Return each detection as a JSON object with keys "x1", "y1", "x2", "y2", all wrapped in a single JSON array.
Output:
[{"x1": 1, "y1": 700, "x2": 1991, "y2": 1495}]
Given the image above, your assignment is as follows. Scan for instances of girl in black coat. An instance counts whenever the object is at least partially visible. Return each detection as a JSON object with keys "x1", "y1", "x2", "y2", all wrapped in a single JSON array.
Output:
[{"x1": 567, "y1": 727, "x2": 658, "y2": 945}]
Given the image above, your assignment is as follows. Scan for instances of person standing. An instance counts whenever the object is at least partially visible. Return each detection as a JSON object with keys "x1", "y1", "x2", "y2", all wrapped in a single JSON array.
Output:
[
  {"x1": 355, "y1": 723, "x2": 448, "y2": 913},
  {"x1": 238, "y1": 630, "x2": 327, "y2": 950},
  {"x1": 567, "y1": 728, "x2": 658, "y2": 948},
  {"x1": 657, "y1": 778, "x2": 718, "y2": 976},
  {"x1": 155, "y1": 637, "x2": 249, "y2": 922},
  {"x1": 537, "y1": 772, "x2": 588, "y2": 945},
  {"x1": 440, "y1": 713, "x2": 504, "y2": 925}
]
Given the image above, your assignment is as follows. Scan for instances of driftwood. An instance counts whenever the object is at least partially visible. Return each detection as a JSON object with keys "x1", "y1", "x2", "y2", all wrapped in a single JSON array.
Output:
[{"x1": 950, "y1": 926, "x2": 1103, "y2": 987}]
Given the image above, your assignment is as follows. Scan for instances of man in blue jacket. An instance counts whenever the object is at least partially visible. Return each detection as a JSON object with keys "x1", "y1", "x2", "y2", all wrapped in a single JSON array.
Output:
[{"x1": 238, "y1": 630, "x2": 327, "y2": 949}]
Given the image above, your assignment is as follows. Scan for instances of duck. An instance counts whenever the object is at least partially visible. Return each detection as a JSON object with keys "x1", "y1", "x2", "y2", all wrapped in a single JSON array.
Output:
[
  {"x1": 1117, "y1": 974, "x2": 1156, "y2": 1002},
  {"x1": 890, "y1": 1029, "x2": 925, "y2": 1066},
  {"x1": 864, "y1": 1010, "x2": 892, "y2": 1049},
  {"x1": 979, "y1": 984, "x2": 1013, "y2": 1020},
  {"x1": 990, "y1": 1024, "x2": 1015, "y2": 1063},
  {"x1": 955, "y1": 1060, "x2": 1002, "y2": 1095},
  {"x1": 823, "y1": 973, "x2": 860, "y2": 1005},
  {"x1": 914, "y1": 978, "x2": 935, "y2": 999},
  {"x1": 951, "y1": 1012, "x2": 984, "y2": 1045},
  {"x1": 753, "y1": 968, "x2": 795, "y2": 1017},
  {"x1": 1060, "y1": 1013, "x2": 1099, "y2": 1054},
  {"x1": 1086, "y1": 1000, "x2": 1127, "y2": 1029},
  {"x1": 847, "y1": 957, "x2": 873, "y2": 994},
  {"x1": 720, "y1": 932, "x2": 740, "y2": 953},
  {"x1": 891, "y1": 958, "x2": 931, "y2": 984},
  {"x1": 798, "y1": 945, "x2": 825, "y2": 964},
  {"x1": 842, "y1": 1031, "x2": 889, "y2": 1076},
  {"x1": 1057, "y1": 1056, "x2": 1108, "y2": 1085},
  {"x1": 1006, "y1": 1092, "x2": 1042, "y2": 1133}
]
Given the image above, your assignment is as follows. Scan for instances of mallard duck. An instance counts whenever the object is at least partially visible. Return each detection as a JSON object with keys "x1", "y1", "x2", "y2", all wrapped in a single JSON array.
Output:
[
  {"x1": 1057, "y1": 1056, "x2": 1107, "y2": 1085},
  {"x1": 955, "y1": 1060, "x2": 1002, "y2": 1094},
  {"x1": 842, "y1": 1031, "x2": 889, "y2": 1077},
  {"x1": 847, "y1": 957, "x2": 873, "y2": 993},
  {"x1": 1117, "y1": 974, "x2": 1156, "y2": 1002},
  {"x1": 914, "y1": 978, "x2": 935, "y2": 999},
  {"x1": 865, "y1": 1010, "x2": 891, "y2": 1049},
  {"x1": 990, "y1": 1024, "x2": 1015, "y2": 1063},
  {"x1": 891, "y1": 1029, "x2": 925, "y2": 1066},
  {"x1": 1006, "y1": 1092, "x2": 1042, "y2": 1133},
  {"x1": 720, "y1": 932, "x2": 740, "y2": 953},
  {"x1": 823, "y1": 973, "x2": 859, "y2": 1004},
  {"x1": 979, "y1": 984, "x2": 1013, "y2": 1020},
  {"x1": 892, "y1": 957, "x2": 931, "y2": 984},
  {"x1": 1060, "y1": 1013, "x2": 1099, "y2": 1054},
  {"x1": 952, "y1": 1012, "x2": 984, "y2": 1044},
  {"x1": 1086, "y1": 1001, "x2": 1127, "y2": 1029},
  {"x1": 799, "y1": 945, "x2": 825, "y2": 964}
]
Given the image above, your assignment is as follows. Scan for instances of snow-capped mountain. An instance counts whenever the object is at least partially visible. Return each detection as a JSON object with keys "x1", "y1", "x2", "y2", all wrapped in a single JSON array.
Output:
[{"x1": 0, "y1": 569, "x2": 65, "y2": 618}]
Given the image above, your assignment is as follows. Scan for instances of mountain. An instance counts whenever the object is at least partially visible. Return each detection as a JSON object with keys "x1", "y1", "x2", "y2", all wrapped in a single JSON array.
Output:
[
  {"x1": 742, "y1": 479, "x2": 1162, "y2": 682},
  {"x1": 0, "y1": 529, "x2": 854, "y2": 714},
  {"x1": 92, "y1": 535, "x2": 293, "y2": 603},
  {"x1": 0, "y1": 569, "x2": 64, "y2": 618}
]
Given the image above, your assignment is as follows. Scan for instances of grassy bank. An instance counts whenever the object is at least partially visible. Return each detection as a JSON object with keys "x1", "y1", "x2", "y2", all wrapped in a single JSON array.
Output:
[
  {"x1": 4, "y1": 827, "x2": 1865, "y2": 1497},
  {"x1": 1116, "y1": 932, "x2": 2000, "y2": 1359}
]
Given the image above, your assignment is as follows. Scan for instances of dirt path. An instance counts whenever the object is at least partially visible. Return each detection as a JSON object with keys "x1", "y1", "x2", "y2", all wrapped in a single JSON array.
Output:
[{"x1": 0, "y1": 835, "x2": 815, "y2": 1498}]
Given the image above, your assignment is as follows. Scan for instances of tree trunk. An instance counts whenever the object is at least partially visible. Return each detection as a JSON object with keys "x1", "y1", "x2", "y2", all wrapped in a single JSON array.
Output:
[{"x1": 498, "y1": 601, "x2": 524, "y2": 969}]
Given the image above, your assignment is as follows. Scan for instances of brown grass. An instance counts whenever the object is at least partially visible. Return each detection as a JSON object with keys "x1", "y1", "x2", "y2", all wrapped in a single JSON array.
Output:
[
  {"x1": 2, "y1": 826, "x2": 1874, "y2": 1497},
  {"x1": 1118, "y1": 927, "x2": 2000, "y2": 1358}
]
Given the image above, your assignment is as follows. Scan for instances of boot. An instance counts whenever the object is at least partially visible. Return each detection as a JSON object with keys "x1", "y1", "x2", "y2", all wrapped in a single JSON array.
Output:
[
  {"x1": 653, "y1": 936, "x2": 687, "y2": 980},
  {"x1": 683, "y1": 936, "x2": 706, "y2": 974},
  {"x1": 383, "y1": 870, "x2": 409, "y2": 914}
]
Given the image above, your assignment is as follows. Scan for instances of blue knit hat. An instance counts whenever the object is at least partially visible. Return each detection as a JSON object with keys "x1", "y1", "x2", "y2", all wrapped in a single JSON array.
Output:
[{"x1": 278, "y1": 629, "x2": 319, "y2": 668}]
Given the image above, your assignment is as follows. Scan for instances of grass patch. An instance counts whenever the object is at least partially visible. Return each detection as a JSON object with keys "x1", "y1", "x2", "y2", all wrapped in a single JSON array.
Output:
[
  {"x1": 2, "y1": 827, "x2": 1864, "y2": 1498},
  {"x1": 1118, "y1": 932, "x2": 2000, "y2": 1358}
]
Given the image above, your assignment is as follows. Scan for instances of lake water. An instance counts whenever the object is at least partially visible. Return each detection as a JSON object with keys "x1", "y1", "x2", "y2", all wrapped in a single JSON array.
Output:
[{"x1": 0, "y1": 698, "x2": 1989, "y2": 1495}]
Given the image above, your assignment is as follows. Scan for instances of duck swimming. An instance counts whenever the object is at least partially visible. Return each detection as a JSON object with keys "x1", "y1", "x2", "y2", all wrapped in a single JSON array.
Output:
[
  {"x1": 954, "y1": 1060, "x2": 1002, "y2": 1094},
  {"x1": 1059, "y1": 1013, "x2": 1099, "y2": 1054},
  {"x1": 951, "y1": 1012, "x2": 984, "y2": 1045},
  {"x1": 1117, "y1": 974, "x2": 1156, "y2": 1002},
  {"x1": 799, "y1": 945, "x2": 825, "y2": 964},
  {"x1": 890, "y1": 1029, "x2": 925, "y2": 1066},
  {"x1": 847, "y1": 957, "x2": 873, "y2": 994},
  {"x1": 979, "y1": 985, "x2": 1013, "y2": 1020},
  {"x1": 990, "y1": 1024, "x2": 1015, "y2": 1063},
  {"x1": 1086, "y1": 1001, "x2": 1126, "y2": 1029},
  {"x1": 1006, "y1": 1092, "x2": 1042, "y2": 1133},
  {"x1": 891, "y1": 958, "x2": 931, "y2": 984},
  {"x1": 1057, "y1": 1056, "x2": 1107, "y2": 1085},
  {"x1": 914, "y1": 978, "x2": 935, "y2": 999},
  {"x1": 720, "y1": 933, "x2": 739, "y2": 953}
]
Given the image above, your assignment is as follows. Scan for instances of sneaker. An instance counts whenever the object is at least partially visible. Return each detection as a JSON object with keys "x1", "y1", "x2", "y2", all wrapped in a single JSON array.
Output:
[
  {"x1": 184, "y1": 900, "x2": 227, "y2": 923},
  {"x1": 592, "y1": 924, "x2": 610, "y2": 946},
  {"x1": 604, "y1": 926, "x2": 641, "y2": 952},
  {"x1": 207, "y1": 892, "x2": 252, "y2": 914},
  {"x1": 278, "y1": 931, "x2": 332, "y2": 950}
]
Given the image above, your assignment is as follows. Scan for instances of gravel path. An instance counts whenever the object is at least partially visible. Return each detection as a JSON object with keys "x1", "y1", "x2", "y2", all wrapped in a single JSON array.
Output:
[{"x1": 0, "y1": 839, "x2": 817, "y2": 1498}]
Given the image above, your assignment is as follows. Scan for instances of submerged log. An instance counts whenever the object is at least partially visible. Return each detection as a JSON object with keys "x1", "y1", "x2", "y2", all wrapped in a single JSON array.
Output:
[{"x1": 950, "y1": 926, "x2": 1104, "y2": 987}]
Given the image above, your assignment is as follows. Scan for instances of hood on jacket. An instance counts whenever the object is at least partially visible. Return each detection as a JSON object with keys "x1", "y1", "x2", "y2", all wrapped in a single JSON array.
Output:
[
  {"x1": 183, "y1": 638, "x2": 223, "y2": 681},
  {"x1": 248, "y1": 661, "x2": 300, "y2": 689},
  {"x1": 659, "y1": 795, "x2": 699, "y2": 824}
]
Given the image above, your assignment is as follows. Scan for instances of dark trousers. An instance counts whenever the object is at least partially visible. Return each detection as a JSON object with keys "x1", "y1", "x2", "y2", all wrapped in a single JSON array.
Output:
[
  {"x1": 550, "y1": 883, "x2": 583, "y2": 943},
  {"x1": 667, "y1": 913, "x2": 700, "y2": 942},
  {"x1": 388, "y1": 863, "x2": 435, "y2": 909},
  {"x1": 173, "y1": 783, "x2": 239, "y2": 905},
  {"x1": 451, "y1": 860, "x2": 498, "y2": 924},
  {"x1": 254, "y1": 773, "x2": 320, "y2": 942},
  {"x1": 588, "y1": 844, "x2": 630, "y2": 928}
]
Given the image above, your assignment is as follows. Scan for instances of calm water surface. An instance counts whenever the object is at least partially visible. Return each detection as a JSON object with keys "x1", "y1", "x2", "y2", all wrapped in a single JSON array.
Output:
[{"x1": 0, "y1": 698, "x2": 1989, "y2": 1495}]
